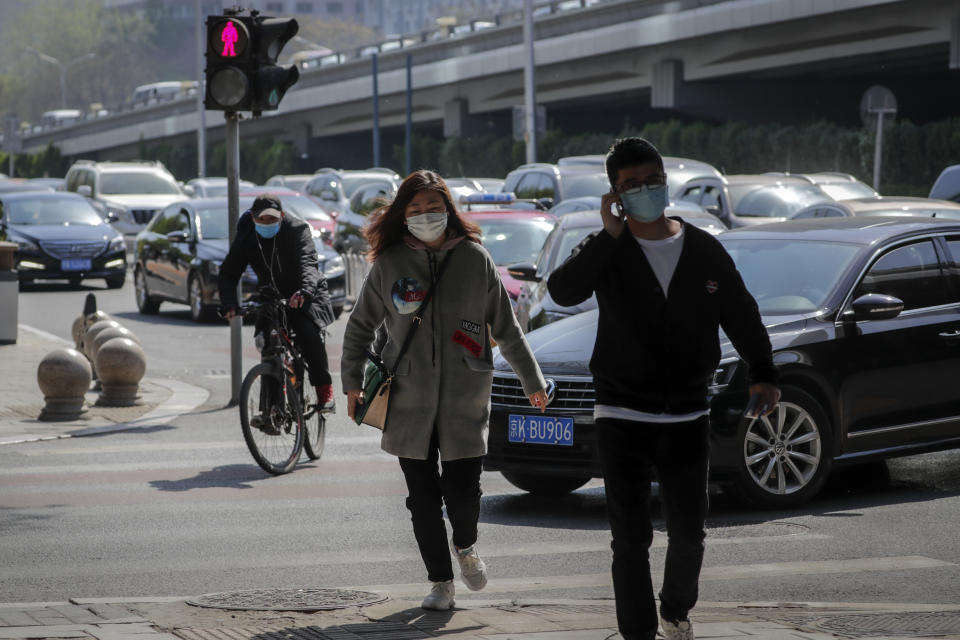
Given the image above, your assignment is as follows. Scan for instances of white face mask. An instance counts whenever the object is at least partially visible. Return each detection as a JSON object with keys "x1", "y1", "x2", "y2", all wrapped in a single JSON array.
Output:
[{"x1": 406, "y1": 211, "x2": 448, "y2": 243}]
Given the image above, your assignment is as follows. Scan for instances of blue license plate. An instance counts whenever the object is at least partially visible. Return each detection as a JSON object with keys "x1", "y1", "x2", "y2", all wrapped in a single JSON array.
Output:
[
  {"x1": 508, "y1": 414, "x2": 574, "y2": 446},
  {"x1": 61, "y1": 259, "x2": 92, "y2": 271}
]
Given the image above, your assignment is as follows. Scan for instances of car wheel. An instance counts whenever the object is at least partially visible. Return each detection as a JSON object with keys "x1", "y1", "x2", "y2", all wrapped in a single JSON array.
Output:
[
  {"x1": 134, "y1": 268, "x2": 160, "y2": 314},
  {"x1": 730, "y1": 385, "x2": 833, "y2": 509},
  {"x1": 105, "y1": 273, "x2": 125, "y2": 289},
  {"x1": 501, "y1": 470, "x2": 590, "y2": 496},
  {"x1": 188, "y1": 274, "x2": 214, "y2": 323}
]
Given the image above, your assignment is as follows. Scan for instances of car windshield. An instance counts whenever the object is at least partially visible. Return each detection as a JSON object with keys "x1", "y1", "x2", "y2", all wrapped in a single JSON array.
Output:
[
  {"x1": 552, "y1": 223, "x2": 601, "y2": 269},
  {"x1": 283, "y1": 177, "x2": 310, "y2": 192},
  {"x1": 341, "y1": 175, "x2": 387, "y2": 197},
  {"x1": 818, "y1": 182, "x2": 876, "y2": 200},
  {"x1": 201, "y1": 185, "x2": 228, "y2": 198},
  {"x1": 562, "y1": 173, "x2": 610, "y2": 199},
  {"x1": 5, "y1": 197, "x2": 103, "y2": 226},
  {"x1": 100, "y1": 172, "x2": 181, "y2": 195},
  {"x1": 282, "y1": 195, "x2": 332, "y2": 221},
  {"x1": 720, "y1": 238, "x2": 862, "y2": 314},
  {"x1": 734, "y1": 184, "x2": 832, "y2": 217},
  {"x1": 475, "y1": 218, "x2": 555, "y2": 266},
  {"x1": 196, "y1": 205, "x2": 229, "y2": 239}
]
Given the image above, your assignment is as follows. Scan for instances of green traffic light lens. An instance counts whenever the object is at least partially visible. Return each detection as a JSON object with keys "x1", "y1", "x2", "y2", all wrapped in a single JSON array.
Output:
[{"x1": 209, "y1": 67, "x2": 249, "y2": 108}]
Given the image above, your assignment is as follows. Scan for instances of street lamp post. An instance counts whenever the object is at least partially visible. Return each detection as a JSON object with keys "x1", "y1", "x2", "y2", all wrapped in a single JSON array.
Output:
[{"x1": 25, "y1": 47, "x2": 96, "y2": 110}]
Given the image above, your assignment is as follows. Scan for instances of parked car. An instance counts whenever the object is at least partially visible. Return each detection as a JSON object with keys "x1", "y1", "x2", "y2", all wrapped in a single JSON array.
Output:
[
  {"x1": 0, "y1": 191, "x2": 126, "y2": 287},
  {"x1": 510, "y1": 206, "x2": 724, "y2": 332},
  {"x1": 133, "y1": 198, "x2": 346, "y2": 323},
  {"x1": 486, "y1": 216, "x2": 960, "y2": 508},
  {"x1": 264, "y1": 174, "x2": 315, "y2": 193},
  {"x1": 788, "y1": 196, "x2": 960, "y2": 220},
  {"x1": 183, "y1": 177, "x2": 256, "y2": 198},
  {"x1": 929, "y1": 165, "x2": 960, "y2": 203},
  {"x1": 548, "y1": 196, "x2": 600, "y2": 216},
  {"x1": 501, "y1": 163, "x2": 610, "y2": 209},
  {"x1": 767, "y1": 172, "x2": 878, "y2": 200},
  {"x1": 64, "y1": 160, "x2": 184, "y2": 236},
  {"x1": 676, "y1": 174, "x2": 833, "y2": 228},
  {"x1": 464, "y1": 210, "x2": 558, "y2": 303},
  {"x1": 0, "y1": 181, "x2": 54, "y2": 194},
  {"x1": 557, "y1": 155, "x2": 724, "y2": 199},
  {"x1": 303, "y1": 168, "x2": 401, "y2": 219},
  {"x1": 24, "y1": 178, "x2": 65, "y2": 191}
]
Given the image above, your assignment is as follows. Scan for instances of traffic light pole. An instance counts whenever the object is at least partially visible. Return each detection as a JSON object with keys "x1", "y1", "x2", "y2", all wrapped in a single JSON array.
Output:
[{"x1": 226, "y1": 111, "x2": 243, "y2": 406}]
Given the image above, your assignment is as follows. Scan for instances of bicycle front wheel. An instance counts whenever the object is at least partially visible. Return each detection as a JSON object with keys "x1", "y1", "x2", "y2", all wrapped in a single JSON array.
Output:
[
  {"x1": 239, "y1": 363, "x2": 304, "y2": 475},
  {"x1": 301, "y1": 384, "x2": 326, "y2": 461}
]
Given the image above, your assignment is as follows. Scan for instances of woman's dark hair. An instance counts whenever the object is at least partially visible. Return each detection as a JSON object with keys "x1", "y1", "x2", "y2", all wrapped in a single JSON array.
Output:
[
  {"x1": 605, "y1": 137, "x2": 664, "y2": 186},
  {"x1": 364, "y1": 169, "x2": 481, "y2": 261}
]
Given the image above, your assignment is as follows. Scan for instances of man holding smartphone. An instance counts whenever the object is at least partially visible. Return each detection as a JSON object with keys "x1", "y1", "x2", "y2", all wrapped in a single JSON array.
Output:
[{"x1": 547, "y1": 137, "x2": 779, "y2": 640}]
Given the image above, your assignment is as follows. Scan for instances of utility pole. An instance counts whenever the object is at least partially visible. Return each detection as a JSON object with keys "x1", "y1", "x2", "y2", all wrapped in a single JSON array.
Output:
[
  {"x1": 225, "y1": 111, "x2": 242, "y2": 404},
  {"x1": 195, "y1": 0, "x2": 207, "y2": 177},
  {"x1": 372, "y1": 53, "x2": 381, "y2": 167},
  {"x1": 522, "y1": 0, "x2": 536, "y2": 163},
  {"x1": 405, "y1": 54, "x2": 413, "y2": 176}
]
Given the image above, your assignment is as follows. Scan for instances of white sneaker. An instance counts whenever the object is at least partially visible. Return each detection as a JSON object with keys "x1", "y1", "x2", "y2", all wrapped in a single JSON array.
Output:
[
  {"x1": 421, "y1": 580, "x2": 455, "y2": 610},
  {"x1": 452, "y1": 543, "x2": 488, "y2": 591},
  {"x1": 660, "y1": 616, "x2": 695, "y2": 640}
]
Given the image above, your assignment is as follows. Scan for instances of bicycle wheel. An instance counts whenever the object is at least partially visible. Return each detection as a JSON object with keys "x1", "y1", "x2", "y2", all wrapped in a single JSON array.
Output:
[
  {"x1": 301, "y1": 383, "x2": 326, "y2": 460},
  {"x1": 239, "y1": 363, "x2": 304, "y2": 475}
]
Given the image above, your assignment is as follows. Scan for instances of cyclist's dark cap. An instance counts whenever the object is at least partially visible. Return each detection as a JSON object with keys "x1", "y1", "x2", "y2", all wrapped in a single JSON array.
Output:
[{"x1": 250, "y1": 195, "x2": 282, "y2": 220}]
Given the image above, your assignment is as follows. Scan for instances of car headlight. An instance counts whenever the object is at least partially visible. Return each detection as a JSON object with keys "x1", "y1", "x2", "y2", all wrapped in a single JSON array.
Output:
[
  {"x1": 106, "y1": 205, "x2": 127, "y2": 221},
  {"x1": 108, "y1": 236, "x2": 125, "y2": 253},
  {"x1": 323, "y1": 254, "x2": 345, "y2": 278},
  {"x1": 709, "y1": 357, "x2": 739, "y2": 395}
]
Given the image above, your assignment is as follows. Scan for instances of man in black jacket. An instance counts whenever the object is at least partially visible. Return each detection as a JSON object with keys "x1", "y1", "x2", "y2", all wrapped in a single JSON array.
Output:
[
  {"x1": 547, "y1": 138, "x2": 779, "y2": 640},
  {"x1": 219, "y1": 195, "x2": 336, "y2": 408}
]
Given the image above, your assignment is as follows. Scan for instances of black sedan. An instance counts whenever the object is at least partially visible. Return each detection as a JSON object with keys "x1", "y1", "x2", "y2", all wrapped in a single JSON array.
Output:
[
  {"x1": 0, "y1": 191, "x2": 126, "y2": 287},
  {"x1": 133, "y1": 198, "x2": 346, "y2": 323},
  {"x1": 486, "y1": 217, "x2": 960, "y2": 508}
]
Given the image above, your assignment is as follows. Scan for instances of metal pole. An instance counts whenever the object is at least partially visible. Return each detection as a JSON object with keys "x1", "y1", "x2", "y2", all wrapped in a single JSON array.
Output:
[
  {"x1": 372, "y1": 53, "x2": 380, "y2": 167},
  {"x1": 8, "y1": 154, "x2": 13, "y2": 177},
  {"x1": 873, "y1": 111, "x2": 884, "y2": 191},
  {"x1": 523, "y1": 0, "x2": 536, "y2": 163},
  {"x1": 59, "y1": 67, "x2": 67, "y2": 110},
  {"x1": 195, "y1": 0, "x2": 207, "y2": 177},
  {"x1": 405, "y1": 54, "x2": 412, "y2": 176},
  {"x1": 226, "y1": 111, "x2": 242, "y2": 405}
]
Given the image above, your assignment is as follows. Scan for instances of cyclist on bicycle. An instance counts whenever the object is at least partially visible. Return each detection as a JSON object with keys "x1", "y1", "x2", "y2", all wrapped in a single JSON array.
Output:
[{"x1": 218, "y1": 194, "x2": 336, "y2": 411}]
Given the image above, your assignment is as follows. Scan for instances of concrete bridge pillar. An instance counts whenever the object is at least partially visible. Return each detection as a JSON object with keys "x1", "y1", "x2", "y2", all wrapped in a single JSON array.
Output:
[
  {"x1": 950, "y1": 15, "x2": 960, "y2": 69},
  {"x1": 651, "y1": 59, "x2": 684, "y2": 109},
  {"x1": 443, "y1": 98, "x2": 488, "y2": 138}
]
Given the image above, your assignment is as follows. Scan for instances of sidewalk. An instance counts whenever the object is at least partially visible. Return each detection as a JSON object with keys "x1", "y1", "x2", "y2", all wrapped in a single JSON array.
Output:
[
  {"x1": 0, "y1": 325, "x2": 208, "y2": 445},
  {"x1": 3, "y1": 593, "x2": 960, "y2": 640}
]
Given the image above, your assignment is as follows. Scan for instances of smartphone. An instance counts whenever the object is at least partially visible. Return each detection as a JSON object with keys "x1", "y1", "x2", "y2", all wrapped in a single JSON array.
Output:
[{"x1": 743, "y1": 393, "x2": 767, "y2": 418}]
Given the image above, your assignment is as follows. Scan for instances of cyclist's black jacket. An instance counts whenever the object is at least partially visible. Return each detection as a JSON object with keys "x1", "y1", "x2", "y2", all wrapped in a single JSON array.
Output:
[
  {"x1": 546, "y1": 219, "x2": 777, "y2": 415},
  {"x1": 218, "y1": 211, "x2": 335, "y2": 329}
]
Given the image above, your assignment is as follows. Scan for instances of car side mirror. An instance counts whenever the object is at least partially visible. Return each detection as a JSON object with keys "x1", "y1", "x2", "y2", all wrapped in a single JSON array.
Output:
[
  {"x1": 77, "y1": 185, "x2": 92, "y2": 198},
  {"x1": 166, "y1": 230, "x2": 189, "y2": 243},
  {"x1": 536, "y1": 197, "x2": 554, "y2": 210},
  {"x1": 507, "y1": 262, "x2": 541, "y2": 283},
  {"x1": 104, "y1": 211, "x2": 120, "y2": 223},
  {"x1": 844, "y1": 293, "x2": 904, "y2": 322},
  {"x1": 182, "y1": 185, "x2": 196, "y2": 197}
]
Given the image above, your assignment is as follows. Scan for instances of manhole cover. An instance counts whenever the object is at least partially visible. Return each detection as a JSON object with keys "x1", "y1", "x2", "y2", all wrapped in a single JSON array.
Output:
[
  {"x1": 814, "y1": 612, "x2": 960, "y2": 637},
  {"x1": 187, "y1": 588, "x2": 388, "y2": 611},
  {"x1": 174, "y1": 622, "x2": 427, "y2": 640}
]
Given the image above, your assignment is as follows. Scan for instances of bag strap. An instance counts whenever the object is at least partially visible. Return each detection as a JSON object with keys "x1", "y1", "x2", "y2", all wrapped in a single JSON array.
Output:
[{"x1": 388, "y1": 247, "x2": 456, "y2": 376}]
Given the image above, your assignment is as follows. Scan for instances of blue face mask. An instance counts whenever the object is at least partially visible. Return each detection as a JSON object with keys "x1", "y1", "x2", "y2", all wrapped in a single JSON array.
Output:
[
  {"x1": 254, "y1": 221, "x2": 280, "y2": 239},
  {"x1": 620, "y1": 185, "x2": 668, "y2": 222}
]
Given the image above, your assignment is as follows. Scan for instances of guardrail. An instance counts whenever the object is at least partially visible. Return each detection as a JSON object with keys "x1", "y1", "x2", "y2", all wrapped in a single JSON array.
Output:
[{"x1": 342, "y1": 250, "x2": 371, "y2": 306}]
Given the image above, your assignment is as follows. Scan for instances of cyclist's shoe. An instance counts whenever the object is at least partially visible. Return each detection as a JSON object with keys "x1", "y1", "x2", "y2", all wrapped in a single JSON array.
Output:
[
  {"x1": 421, "y1": 580, "x2": 455, "y2": 610},
  {"x1": 316, "y1": 384, "x2": 336, "y2": 413},
  {"x1": 251, "y1": 414, "x2": 279, "y2": 435}
]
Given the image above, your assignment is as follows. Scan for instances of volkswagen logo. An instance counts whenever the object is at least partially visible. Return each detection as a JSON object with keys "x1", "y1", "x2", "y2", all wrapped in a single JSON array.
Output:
[{"x1": 544, "y1": 379, "x2": 557, "y2": 407}]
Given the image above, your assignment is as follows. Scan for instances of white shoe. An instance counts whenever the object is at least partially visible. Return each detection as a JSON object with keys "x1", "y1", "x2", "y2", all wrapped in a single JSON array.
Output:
[
  {"x1": 660, "y1": 616, "x2": 695, "y2": 640},
  {"x1": 421, "y1": 580, "x2": 455, "y2": 610},
  {"x1": 452, "y1": 543, "x2": 488, "y2": 591}
]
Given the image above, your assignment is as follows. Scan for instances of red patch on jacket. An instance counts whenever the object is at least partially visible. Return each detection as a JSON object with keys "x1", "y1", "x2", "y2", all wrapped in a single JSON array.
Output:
[
  {"x1": 452, "y1": 329, "x2": 482, "y2": 357},
  {"x1": 705, "y1": 280, "x2": 719, "y2": 294}
]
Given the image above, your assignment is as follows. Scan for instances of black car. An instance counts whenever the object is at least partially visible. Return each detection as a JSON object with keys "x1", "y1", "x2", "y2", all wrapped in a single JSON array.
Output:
[
  {"x1": 486, "y1": 217, "x2": 960, "y2": 508},
  {"x1": 0, "y1": 191, "x2": 127, "y2": 287},
  {"x1": 133, "y1": 198, "x2": 346, "y2": 323}
]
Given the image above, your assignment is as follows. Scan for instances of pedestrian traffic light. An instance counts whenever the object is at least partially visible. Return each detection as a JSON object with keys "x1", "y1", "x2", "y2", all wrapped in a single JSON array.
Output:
[
  {"x1": 248, "y1": 17, "x2": 300, "y2": 114},
  {"x1": 205, "y1": 16, "x2": 255, "y2": 111}
]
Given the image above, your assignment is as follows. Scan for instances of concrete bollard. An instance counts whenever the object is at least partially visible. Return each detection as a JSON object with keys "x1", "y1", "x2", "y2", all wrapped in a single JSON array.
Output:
[
  {"x1": 84, "y1": 319, "x2": 122, "y2": 363},
  {"x1": 71, "y1": 314, "x2": 86, "y2": 350},
  {"x1": 94, "y1": 337, "x2": 146, "y2": 407},
  {"x1": 37, "y1": 348, "x2": 93, "y2": 421},
  {"x1": 79, "y1": 311, "x2": 111, "y2": 355}
]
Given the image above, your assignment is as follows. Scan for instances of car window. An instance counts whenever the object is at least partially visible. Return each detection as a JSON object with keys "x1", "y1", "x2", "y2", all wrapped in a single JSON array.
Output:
[
  {"x1": 701, "y1": 184, "x2": 722, "y2": 210},
  {"x1": 818, "y1": 182, "x2": 876, "y2": 200},
  {"x1": 100, "y1": 172, "x2": 180, "y2": 195},
  {"x1": 679, "y1": 185, "x2": 701, "y2": 202},
  {"x1": 514, "y1": 173, "x2": 541, "y2": 200},
  {"x1": 475, "y1": 218, "x2": 555, "y2": 266},
  {"x1": 152, "y1": 205, "x2": 188, "y2": 235},
  {"x1": 81, "y1": 170, "x2": 96, "y2": 191},
  {"x1": 196, "y1": 205, "x2": 229, "y2": 239},
  {"x1": 351, "y1": 182, "x2": 393, "y2": 215},
  {"x1": 66, "y1": 170, "x2": 80, "y2": 192},
  {"x1": 551, "y1": 224, "x2": 602, "y2": 273},
  {"x1": 562, "y1": 173, "x2": 608, "y2": 200},
  {"x1": 853, "y1": 240, "x2": 946, "y2": 311},
  {"x1": 791, "y1": 208, "x2": 818, "y2": 220},
  {"x1": 535, "y1": 173, "x2": 556, "y2": 200}
]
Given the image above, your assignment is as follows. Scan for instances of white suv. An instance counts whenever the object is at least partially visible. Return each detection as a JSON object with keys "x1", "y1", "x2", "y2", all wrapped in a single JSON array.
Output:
[{"x1": 65, "y1": 160, "x2": 184, "y2": 236}]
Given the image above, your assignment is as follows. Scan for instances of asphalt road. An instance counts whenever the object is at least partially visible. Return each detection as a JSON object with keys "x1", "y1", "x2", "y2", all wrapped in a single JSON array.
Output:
[{"x1": 2, "y1": 273, "x2": 960, "y2": 605}]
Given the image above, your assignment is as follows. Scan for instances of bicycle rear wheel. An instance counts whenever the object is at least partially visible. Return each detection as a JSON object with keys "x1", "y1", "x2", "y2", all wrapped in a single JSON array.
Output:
[
  {"x1": 239, "y1": 363, "x2": 304, "y2": 475},
  {"x1": 301, "y1": 384, "x2": 326, "y2": 461}
]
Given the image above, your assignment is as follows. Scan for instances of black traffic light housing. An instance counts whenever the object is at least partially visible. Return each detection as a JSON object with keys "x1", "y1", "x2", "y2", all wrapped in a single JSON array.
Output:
[{"x1": 204, "y1": 12, "x2": 299, "y2": 116}]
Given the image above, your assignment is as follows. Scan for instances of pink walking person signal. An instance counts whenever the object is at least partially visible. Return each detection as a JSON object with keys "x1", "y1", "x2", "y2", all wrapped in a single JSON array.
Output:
[{"x1": 221, "y1": 21, "x2": 239, "y2": 57}]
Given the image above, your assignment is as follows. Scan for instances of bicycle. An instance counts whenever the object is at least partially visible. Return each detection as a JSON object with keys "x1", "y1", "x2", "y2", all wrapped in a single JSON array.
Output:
[{"x1": 235, "y1": 290, "x2": 326, "y2": 474}]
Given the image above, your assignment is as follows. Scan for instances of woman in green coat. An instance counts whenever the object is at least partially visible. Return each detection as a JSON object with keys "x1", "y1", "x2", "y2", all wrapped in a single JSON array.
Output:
[{"x1": 341, "y1": 170, "x2": 548, "y2": 611}]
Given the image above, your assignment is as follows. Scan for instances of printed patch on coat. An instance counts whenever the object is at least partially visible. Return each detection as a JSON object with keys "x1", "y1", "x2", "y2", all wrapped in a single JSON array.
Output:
[
  {"x1": 460, "y1": 319, "x2": 482, "y2": 335},
  {"x1": 705, "y1": 280, "x2": 719, "y2": 294},
  {"x1": 391, "y1": 277, "x2": 426, "y2": 314},
  {"x1": 452, "y1": 330, "x2": 482, "y2": 357}
]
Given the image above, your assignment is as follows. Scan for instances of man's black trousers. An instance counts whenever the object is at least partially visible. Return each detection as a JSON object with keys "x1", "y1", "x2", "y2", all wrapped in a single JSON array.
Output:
[
  {"x1": 596, "y1": 415, "x2": 711, "y2": 640},
  {"x1": 398, "y1": 429, "x2": 483, "y2": 583}
]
